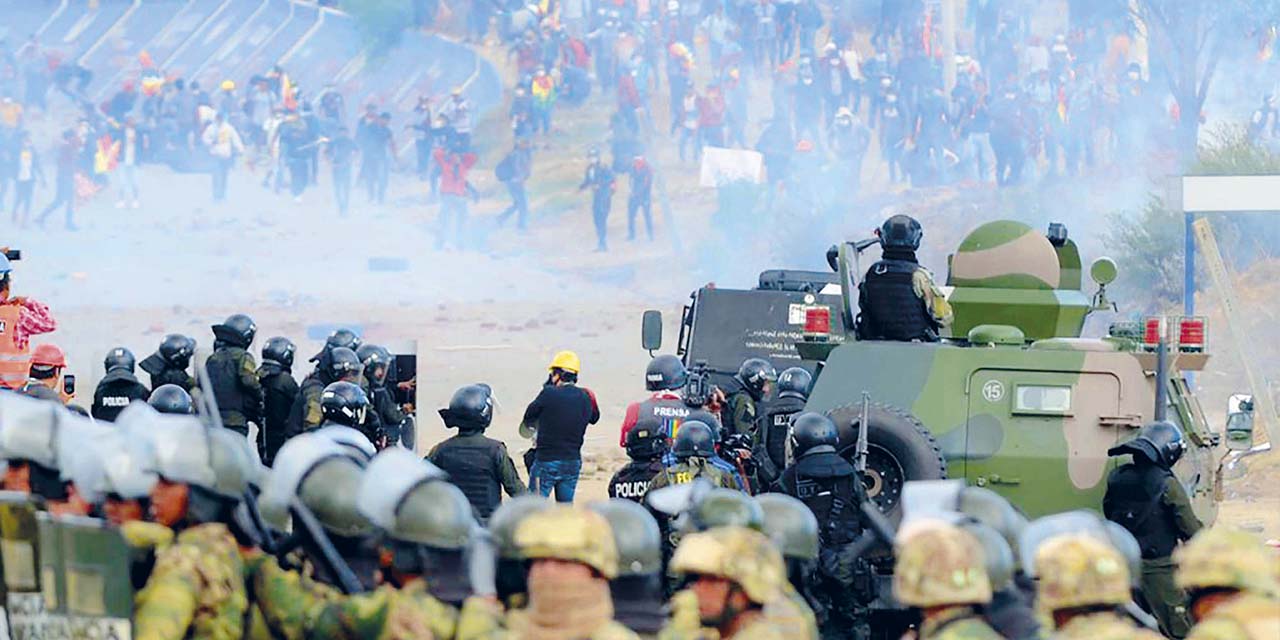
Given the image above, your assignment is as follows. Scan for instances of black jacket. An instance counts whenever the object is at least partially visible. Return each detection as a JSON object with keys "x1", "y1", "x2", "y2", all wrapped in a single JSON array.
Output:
[
  {"x1": 521, "y1": 383, "x2": 600, "y2": 462},
  {"x1": 856, "y1": 247, "x2": 938, "y2": 342},
  {"x1": 777, "y1": 449, "x2": 861, "y2": 546},
  {"x1": 257, "y1": 361, "x2": 299, "y2": 465},
  {"x1": 91, "y1": 371, "x2": 150, "y2": 422}
]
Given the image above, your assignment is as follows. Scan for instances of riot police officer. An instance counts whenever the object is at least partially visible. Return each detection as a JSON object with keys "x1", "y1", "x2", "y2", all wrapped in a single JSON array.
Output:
[
  {"x1": 1104, "y1": 421, "x2": 1202, "y2": 638},
  {"x1": 427, "y1": 384, "x2": 526, "y2": 523},
  {"x1": 589, "y1": 499, "x2": 667, "y2": 636},
  {"x1": 287, "y1": 345, "x2": 362, "y2": 437},
  {"x1": 855, "y1": 214, "x2": 952, "y2": 342},
  {"x1": 138, "y1": 333, "x2": 197, "y2": 394},
  {"x1": 257, "y1": 336, "x2": 298, "y2": 464},
  {"x1": 721, "y1": 357, "x2": 776, "y2": 438},
  {"x1": 206, "y1": 313, "x2": 264, "y2": 437},
  {"x1": 608, "y1": 418, "x2": 669, "y2": 503},
  {"x1": 774, "y1": 412, "x2": 862, "y2": 636},
  {"x1": 356, "y1": 344, "x2": 409, "y2": 447},
  {"x1": 756, "y1": 366, "x2": 811, "y2": 488},
  {"x1": 91, "y1": 347, "x2": 150, "y2": 422},
  {"x1": 647, "y1": 421, "x2": 740, "y2": 492},
  {"x1": 318, "y1": 381, "x2": 372, "y2": 431},
  {"x1": 148, "y1": 383, "x2": 194, "y2": 414}
]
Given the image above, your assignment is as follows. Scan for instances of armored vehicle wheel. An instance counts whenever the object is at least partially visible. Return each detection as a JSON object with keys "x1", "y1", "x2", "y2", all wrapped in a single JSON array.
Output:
[{"x1": 827, "y1": 403, "x2": 947, "y2": 522}]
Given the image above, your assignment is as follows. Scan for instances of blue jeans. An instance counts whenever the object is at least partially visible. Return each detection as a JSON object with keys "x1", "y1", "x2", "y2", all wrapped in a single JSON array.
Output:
[{"x1": 533, "y1": 458, "x2": 581, "y2": 503}]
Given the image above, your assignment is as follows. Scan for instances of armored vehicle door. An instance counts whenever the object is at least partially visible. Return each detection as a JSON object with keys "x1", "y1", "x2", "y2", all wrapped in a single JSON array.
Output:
[
  {"x1": 965, "y1": 370, "x2": 1127, "y2": 517},
  {"x1": 0, "y1": 493, "x2": 41, "y2": 640},
  {"x1": 52, "y1": 515, "x2": 133, "y2": 639}
]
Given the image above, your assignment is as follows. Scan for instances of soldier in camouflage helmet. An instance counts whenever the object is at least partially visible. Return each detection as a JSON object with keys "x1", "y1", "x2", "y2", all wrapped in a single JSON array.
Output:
[
  {"x1": 1032, "y1": 533, "x2": 1164, "y2": 639},
  {"x1": 663, "y1": 526, "x2": 790, "y2": 639},
  {"x1": 893, "y1": 520, "x2": 1003, "y2": 639},
  {"x1": 133, "y1": 411, "x2": 253, "y2": 640},
  {"x1": 307, "y1": 448, "x2": 470, "y2": 640},
  {"x1": 488, "y1": 494, "x2": 553, "y2": 609},
  {"x1": 1174, "y1": 527, "x2": 1280, "y2": 640},
  {"x1": 507, "y1": 505, "x2": 639, "y2": 639},
  {"x1": 755, "y1": 493, "x2": 823, "y2": 640},
  {"x1": 590, "y1": 499, "x2": 668, "y2": 637}
]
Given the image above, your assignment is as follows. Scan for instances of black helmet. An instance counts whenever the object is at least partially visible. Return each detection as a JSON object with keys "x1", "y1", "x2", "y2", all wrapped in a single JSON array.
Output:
[
  {"x1": 673, "y1": 421, "x2": 716, "y2": 460},
  {"x1": 212, "y1": 313, "x2": 257, "y2": 348},
  {"x1": 735, "y1": 358, "x2": 777, "y2": 399},
  {"x1": 262, "y1": 336, "x2": 297, "y2": 369},
  {"x1": 776, "y1": 367, "x2": 812, "y2": 399},
  {"x1": 789, "y1": 412, "x2": 838, "y2": 458},
  {"x1": 625, "y1": 419, "x2": 669, "y2": 460},
  {"x1": 879, "y1": 214, "x2": 923, "y2": 250},
  {"x1": 645, "y1": 355, "x2": 687, "y2": 391},
  {"x1": 321, "y1": 381, "x2": 370, "y2": 427},
  {"x1": 356, "y1": 344, "x2": 392, "y2": 382},
  {"x1": 148, "y1": 384, "x2": 194, "y2": 414},
  {"x1": 158, "y1": 334, "x2": 196, "y2": 367},
  {"x1": 311, "y1": 328, "x2": 362, "y2": 363},
  {"x1": 1107, "y1": 421, "x2": 1186, "y2": 468},
  {"x1": 104, "y1": 347, "x2": 136, "y2": 374},
  {"x1": 326, "y1": 347, "x2": 362, "y2": 382},
  {"x1": 439, "y1": 384, "x2": 494, "y2": 432}
]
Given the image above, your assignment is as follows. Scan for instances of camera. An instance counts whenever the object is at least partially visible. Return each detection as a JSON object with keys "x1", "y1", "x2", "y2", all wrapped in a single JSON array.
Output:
[
  {"x1": 684, "y1": 359, "x2": 712, "y2": 408},
  {"x1": 3, "y1": 249, "x2": 20, "y2": 261}
]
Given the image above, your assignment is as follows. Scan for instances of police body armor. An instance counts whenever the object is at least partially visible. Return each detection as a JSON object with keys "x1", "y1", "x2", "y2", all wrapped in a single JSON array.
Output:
[
  {"x1": 91, "y1": 372, "x2": 148, "y2": 422},
  {"x1": 856, "y1": 258, "x2": 936, "y2": 342},
  {"x1": 608, "y1": 460, "x2": 666, "y2": 502},
  {"x1": 430, "y1": 436, "x2": 505, "y2": 521},
  {"x1": 206, "y1": 347, "x2": 250, "y2": 416},
  {"x1": 148, "y1": 367, "x2": 195, "y2": 393},
  {"x1": 1103, "y1": 462, "x2": 1179, "y2": 559},
  {"x1": 758, "y1": 394, "x2": 806, "y2": 470},
  {"x1": 637, "y1": 396, "x2": 696, "y2": 439},
  {"x1": 781, "y1": 452, "x2": 860, "y2": 546}
]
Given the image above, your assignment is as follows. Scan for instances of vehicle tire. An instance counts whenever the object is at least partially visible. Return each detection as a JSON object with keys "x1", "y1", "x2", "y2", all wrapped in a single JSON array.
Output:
[{"x1": 826, "y1": 402, "x2": 947, "y2": 523}]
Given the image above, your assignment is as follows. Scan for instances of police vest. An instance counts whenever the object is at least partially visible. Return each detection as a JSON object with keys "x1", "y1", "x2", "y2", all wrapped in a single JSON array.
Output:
[
  {"x1": 206, "y1": 348, "x2": 248, "y2": 415},
  {"x1": 608, "y1": 460, "x2": 665, "y2": 502},
  {"x1": 431, "y1": 438, "x2": 504, "y2": 520},
  {"x1": 0, "y1": 304, "x2": 31, "y2": 389},
  {"x1": 783, "y1": 452, "x2": 860, "y2": 545},
  {"x1": 637, "y1": 397, "x2": 696, "y2": 438},
  {"x1": 758, "y1": 394, "x2": 806, "y2": 469},
  {"x1": 1103, "y1": 463, "x2": 1180, "y2": 558},
  {"x1": 857, "y1": 259, "x2": 936, "y2": 342}
]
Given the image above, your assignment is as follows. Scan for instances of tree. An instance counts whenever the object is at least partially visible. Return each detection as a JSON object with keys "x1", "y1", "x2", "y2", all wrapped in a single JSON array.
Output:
[{"x1": 1132, "y1": 0, "x2": 1280, "y2": 163}]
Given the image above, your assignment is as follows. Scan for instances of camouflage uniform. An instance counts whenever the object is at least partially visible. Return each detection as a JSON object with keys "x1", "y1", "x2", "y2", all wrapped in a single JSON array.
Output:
[
  {"x1": 1175, "y1": 527, "x2": 1280, "y2": 640},
  {"x1": 307, "y1": 582, "x2": 454, "y2": 640},
  {"x1": 134, "y1": 523, "x2": 248, "y2": 640},
  {"x1": 893, "y1": 521, "x2": 1002, "y2": 640},
  {"x1": 247, "y1": 553, "x2": 340, "y2": 640},
  {"x1": 1033, "y1": 534, "x2": 1162, "y2": 640}
]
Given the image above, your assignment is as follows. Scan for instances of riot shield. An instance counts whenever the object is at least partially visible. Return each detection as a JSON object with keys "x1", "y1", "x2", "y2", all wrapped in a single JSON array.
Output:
[
  {"x1": 0, "y1": 493, "x2": 41, "y2": 640},
  {"x1": 48, "y1": 514, "x2": 133, "y2": 640}
]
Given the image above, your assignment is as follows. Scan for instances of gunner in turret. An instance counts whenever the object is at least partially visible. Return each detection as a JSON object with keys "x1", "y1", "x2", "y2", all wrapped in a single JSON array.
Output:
[{"x1": 855, "y1": 214, "x2": 952, "y2": 342}]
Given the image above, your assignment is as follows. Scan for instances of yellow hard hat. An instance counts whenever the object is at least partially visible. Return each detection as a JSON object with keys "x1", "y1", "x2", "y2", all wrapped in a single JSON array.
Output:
[
  {"x1": 515, "y1": 505, "x2": 618, "y2": 578},
  {"x1": 548, "y1": 350, "x2": 580, "y2": 375},
  {"x1": 1034, "y1": 534, "x2": 1131, "y2": 611},
  {"x1": 220, "y1": 80, "x2": 235, "y2": 91}
]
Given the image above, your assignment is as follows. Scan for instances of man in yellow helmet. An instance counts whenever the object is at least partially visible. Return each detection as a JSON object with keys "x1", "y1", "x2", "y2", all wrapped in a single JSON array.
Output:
[
  {"x1": 505, "y1": 505, "x2": 639, "y2": 639},
  {"x1": 1031, "y1": 533, "x2": 1164, "y2": 638},
  {"x1": 1175, "y1": 527, "x2": 1280, "y2": 640},
  {"x1": 520, "y1": 350, "x2": 600, "y2": 502}
]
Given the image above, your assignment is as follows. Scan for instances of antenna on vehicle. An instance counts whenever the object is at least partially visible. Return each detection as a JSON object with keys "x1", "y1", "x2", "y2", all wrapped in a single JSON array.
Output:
[{"x1": 1153, "y1": 319, "x2": 1168, "y2": 422}]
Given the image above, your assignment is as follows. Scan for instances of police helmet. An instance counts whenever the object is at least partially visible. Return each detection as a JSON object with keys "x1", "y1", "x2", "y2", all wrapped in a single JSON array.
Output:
[
  {"x1": 588, "y1": 499, "x2": 663, "y2": 576},
  {"x1": 148, "y1": 384, "x2": 194, "y2": 415},
  {"x1": 686, "y1": 488, "x2": 764, "y2": 532},
  {"x1": 789, "y1": 412, "x2": 838, "y2": 458},
  {"x1": 311, "y1": 328, "x2": 362, "y2": 363},
  {"x1": 104, "y1": 347, "x2": 136, "y2": 374},
  {"x1": 262, "y1": 336, "x2": 296, "y2": 369},
  {"x1": 756, "y1": 493, "x2": 820, "y2": 561},
  {"x1": 320, "y1": 381, "x2": 369, "y2": 428},
  {"x1": 158, "y1": 334, "x2": 196, "y2": 367},
  {"x1": 439, "y1": 384, "x2": 494, "y2": 432},
  {"x1": 211, "y1": 313, "x2": 257, "y2": 348},
  {"x1": 879, "y1": 214, "x2": 924, "y2": 250},
  {"x1": 317, "y1": 425, "x2": 376, "y2": 462},
  {"x1": 672, "y1": 421, "x2": 716, "y2": 459},
  {"x1": 326, "y1": 347, "x2": 362, "y2": 381},
  {"x1": 645, "y1": 355, "x2": 687, "y2": 391},
  {"x1": 1107, "y1": 421, "x2": 1185, "y2": 468},
  {"x1": 624, "y1": 419, "x2": 668, "y2": 460},
  {"x1": 735, "y1": 358, "x2": 777, "y2": 398},
  {"x1": 356, "y1": 344, "x2": 392, "y2": 381},
  {"x1": 775, "y1": 367, "x2": 812, "y2": 399}
]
